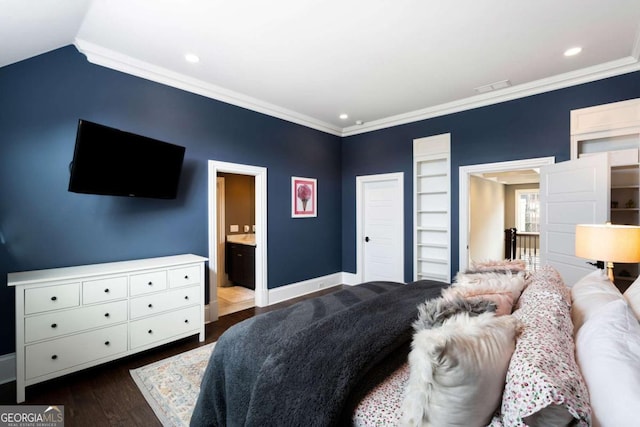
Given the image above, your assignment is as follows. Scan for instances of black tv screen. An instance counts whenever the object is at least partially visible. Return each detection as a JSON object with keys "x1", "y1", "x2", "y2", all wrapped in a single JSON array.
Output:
[{"x1": 68, "y1": 120, "x2": 185, "y2": 199}]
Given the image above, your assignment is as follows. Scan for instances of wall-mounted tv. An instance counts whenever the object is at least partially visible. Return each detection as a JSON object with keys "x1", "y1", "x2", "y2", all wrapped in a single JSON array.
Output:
[{"x1": 68, "y1": 120, "x2": 186, "y2": 199}]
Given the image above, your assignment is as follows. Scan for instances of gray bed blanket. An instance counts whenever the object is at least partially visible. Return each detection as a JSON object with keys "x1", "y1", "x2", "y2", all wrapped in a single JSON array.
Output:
[{"x1": 190, "y1": 280, "x2": 448, "y2": 427}]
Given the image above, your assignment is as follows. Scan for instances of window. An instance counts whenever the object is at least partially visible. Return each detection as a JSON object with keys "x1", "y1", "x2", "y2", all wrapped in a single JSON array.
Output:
[{"x1": 515, "y1": 189, "x2": 540, "y2": 233}]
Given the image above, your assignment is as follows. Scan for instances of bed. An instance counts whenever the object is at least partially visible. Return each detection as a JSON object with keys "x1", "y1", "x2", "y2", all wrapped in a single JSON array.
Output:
[{"x1": 190, "y1": 261, "x2": 640, "y2": 427}]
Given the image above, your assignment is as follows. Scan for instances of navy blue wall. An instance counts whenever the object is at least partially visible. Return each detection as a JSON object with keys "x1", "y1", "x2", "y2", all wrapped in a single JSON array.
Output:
[
  {"x1": 342, "y1": 71, "x2": 640, "y2": 282},
  {"x1": 0, "y1": 46, "x2": 342, "y2": 355},
  {"x1": 1, "y1": 45, "x2": 639, "y2": 357}
]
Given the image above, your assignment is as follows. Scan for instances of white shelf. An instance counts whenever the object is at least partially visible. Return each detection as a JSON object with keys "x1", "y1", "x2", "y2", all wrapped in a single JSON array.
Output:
[
  {"x1": 417, "y1": 272, "x2": 449, "y2": 281},
  {"x1": 417, "y1": 226, "x2": 448, "y2": 232},
  {"x1": 418, "y1": 243, "x2": 448, "y2": 248},
  {"x1": 414, "y1": 134, "x2": 450, "y2": 283},
  {"x1": 418, "y1": 257, "x2": 448, "y2": 264}
]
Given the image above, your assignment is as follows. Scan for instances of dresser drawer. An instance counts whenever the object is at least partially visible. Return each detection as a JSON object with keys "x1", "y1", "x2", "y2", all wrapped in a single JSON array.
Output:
[
  {"x1": 25, "y1": 301, "x2": 127, "y2": 343},
  {"x1": 83, "y1": 276, "x2": 128, "y2": 304},
  {"x1": 25, "y1": 324, "x2": 128, "y2": 380},
  {"x1": 130, "y1": 270, "x2": 167, "y2": 296},
  {"x1": 130, "y1": 305, "x2": 201, "y2": 349},
  {"x1": 24, "y1": 283, "x2": 80, "y2": 315},
  {"x1": 168, "y1": 265, "x2": 201, "y2": 288},
  {"x1": 130, "y1": 286, "x2": 200, "y2": 319}
]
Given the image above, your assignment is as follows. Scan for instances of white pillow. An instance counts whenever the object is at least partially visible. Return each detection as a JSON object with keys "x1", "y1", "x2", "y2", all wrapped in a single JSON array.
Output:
[
  {"x1": 623, "y1": 276, "x2": 640, "y2": 320},
  {"x1": 575, "y1": 298, "x2": 640, "y2": 427},
  {"x1": 400, "y1": 312, "x2": 519, "y2": 427},
  {"x1": 571, "y1": 269, "x2": 624, "y2": 333}
]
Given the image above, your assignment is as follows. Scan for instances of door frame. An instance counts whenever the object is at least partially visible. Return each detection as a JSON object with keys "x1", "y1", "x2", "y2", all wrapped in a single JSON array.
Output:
[
  {"x1": 458, "y1": 156, "x2": 555, "y2": 272},
  {"x1": 356, "y1": 172, "x2": 404, "y2": 283},
  {"x1": 216, "y1": 177, "x2": 227, "y2": 288},
  {"x1": 208, "y1": 160, "x2": 268, "y2": 322}
]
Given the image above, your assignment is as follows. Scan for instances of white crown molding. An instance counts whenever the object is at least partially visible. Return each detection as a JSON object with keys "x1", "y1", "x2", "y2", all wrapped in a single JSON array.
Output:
[
  {"x1": 73, "y1": 38, "x2": 343, "y2": 136},
  {"x1": 342, "y1": 56, "x2": 640, "y2": 137},
  {"x1": 74, "y1": 38, "x2": 639, "y2": 138},
  {"x1": 632, "y1": 23, "x2": 640, "y2": 60}
]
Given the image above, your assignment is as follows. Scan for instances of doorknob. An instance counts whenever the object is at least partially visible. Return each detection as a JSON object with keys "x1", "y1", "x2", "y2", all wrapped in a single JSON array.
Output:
[{"x1": 365, "y1": 236, "x2": 370, "y2": 242}]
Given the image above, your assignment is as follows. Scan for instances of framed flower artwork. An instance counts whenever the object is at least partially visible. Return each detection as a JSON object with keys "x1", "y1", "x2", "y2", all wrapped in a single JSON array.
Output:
[{"x1": 292, "y1": 176, "x2": 317, "y2": 218}]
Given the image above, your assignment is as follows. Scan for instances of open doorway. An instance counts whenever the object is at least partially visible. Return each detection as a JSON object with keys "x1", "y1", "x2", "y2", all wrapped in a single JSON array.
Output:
[
  {"x1": 216, "y1": 173, "x2": 256, "y2": 316},
  {"x1": 207, "y1": 161, "x2": 268, "y2": 323},
  {"x1": 459, "y1": 157, "x2": 554, "y2": 272}
]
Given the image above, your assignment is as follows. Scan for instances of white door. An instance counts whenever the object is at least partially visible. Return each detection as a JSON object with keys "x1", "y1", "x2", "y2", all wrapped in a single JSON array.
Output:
[
  {"x1": 469, "y1": 175, "x2": 505, "y2": 262},
  {"x1": 357, "y1": 173, "x2": 404, "y2": 282},
  {"x1": 540, "y1": 153, "x2": 609, "y2": 286}
]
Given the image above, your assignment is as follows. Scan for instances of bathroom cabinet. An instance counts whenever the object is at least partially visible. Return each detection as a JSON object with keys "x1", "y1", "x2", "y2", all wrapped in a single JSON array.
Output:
[{"x1": 226, "y1": 242, "x2": 255, "y2": 289}]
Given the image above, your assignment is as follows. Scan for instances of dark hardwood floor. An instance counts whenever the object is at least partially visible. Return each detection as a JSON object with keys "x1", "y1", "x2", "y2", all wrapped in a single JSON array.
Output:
[{"x1": 0, "y1": 286, "x2": 344, "y2": 426}]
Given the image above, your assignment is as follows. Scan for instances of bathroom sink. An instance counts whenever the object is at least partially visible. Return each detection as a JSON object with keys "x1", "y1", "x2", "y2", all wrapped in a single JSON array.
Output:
[{"x1": 226, "y1": 234, "x2": 256, "y2": 246}]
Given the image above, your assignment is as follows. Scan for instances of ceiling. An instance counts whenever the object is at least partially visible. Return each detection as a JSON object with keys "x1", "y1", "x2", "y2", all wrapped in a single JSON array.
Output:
[
  {"x1": 476, "y1": 169, "x2": 540, "y2": 185},
  {"x1": 2, "y1": 0, "x2": 640, "y2": 136}
]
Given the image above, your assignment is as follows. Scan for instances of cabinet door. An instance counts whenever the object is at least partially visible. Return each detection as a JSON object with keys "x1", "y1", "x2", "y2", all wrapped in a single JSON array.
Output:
[
  {"x1": 228, "y1": 244, "x2": 243, "y2": 284},
  {"x1": 540, "y1": 154, "x2": 609, "y2": 286},
  {"x1": 244, "y1": 246, "x2": 256, "y2": 289}
]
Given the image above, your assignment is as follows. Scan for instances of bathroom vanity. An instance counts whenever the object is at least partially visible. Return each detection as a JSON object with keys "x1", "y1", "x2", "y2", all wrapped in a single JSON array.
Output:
[{"x1": 226, "y1": 234, "x2": 256, "y2": 289}]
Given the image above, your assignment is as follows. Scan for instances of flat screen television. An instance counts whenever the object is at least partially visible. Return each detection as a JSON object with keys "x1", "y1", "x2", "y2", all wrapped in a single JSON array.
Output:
[{"x1": 68, "y1": 120, "x2": 186, "y2": 199}]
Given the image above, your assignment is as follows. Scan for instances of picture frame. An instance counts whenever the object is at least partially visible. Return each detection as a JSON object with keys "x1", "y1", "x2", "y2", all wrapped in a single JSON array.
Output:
[{"x1": 291, "y1": 176, "x2": 317, "y2": 218}]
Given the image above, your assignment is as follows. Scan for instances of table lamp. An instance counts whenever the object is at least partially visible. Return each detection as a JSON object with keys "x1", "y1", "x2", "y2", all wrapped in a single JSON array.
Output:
[{"x1": 575, "y1": 223, "x2": 640, "y2": 283}]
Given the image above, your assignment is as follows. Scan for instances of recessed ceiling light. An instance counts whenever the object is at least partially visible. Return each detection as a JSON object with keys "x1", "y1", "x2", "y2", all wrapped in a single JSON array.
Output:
[
  {"x1": 564, "y1": 47, "x2": 582, "y2": 57},
  {"x1": 339, "y1": 113, "x2": 349, "y2": 120},
  {"x1": 185, "y1": 53, "x2": 200, "y2": 63}
]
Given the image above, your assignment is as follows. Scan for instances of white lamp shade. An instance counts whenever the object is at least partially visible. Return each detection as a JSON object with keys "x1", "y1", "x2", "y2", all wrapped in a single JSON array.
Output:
[{"x1": 575, "y1": 224, "x2": 640, "y2": 263}]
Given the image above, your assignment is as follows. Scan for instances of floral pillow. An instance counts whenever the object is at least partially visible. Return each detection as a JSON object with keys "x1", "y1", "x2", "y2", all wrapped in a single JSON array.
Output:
[{"x1": 490, "y1": 266, "x2": 591, "y2": 427}]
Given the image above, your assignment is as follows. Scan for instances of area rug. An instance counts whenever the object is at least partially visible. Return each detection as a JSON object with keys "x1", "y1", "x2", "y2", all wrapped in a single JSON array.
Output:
[{"x1": 130, "y1": 342, "x2": 215, "y2": 426}]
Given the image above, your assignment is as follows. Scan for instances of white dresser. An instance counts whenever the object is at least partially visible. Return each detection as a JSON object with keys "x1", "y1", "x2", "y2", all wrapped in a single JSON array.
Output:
[{"x1": 8, "y1": 254, "x2": 207, "y2": 403}]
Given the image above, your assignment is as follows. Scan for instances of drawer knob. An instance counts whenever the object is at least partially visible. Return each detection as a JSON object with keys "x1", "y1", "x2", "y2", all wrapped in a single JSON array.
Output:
[
  {"x1": 148, "y1": 303, "x2": 153, "y2": 308},
  {"x1": 184, "y1": 275, "x2": 189, "y2": 279},
  {"x1": 51, "y1": 323, "x2": 57, "y2": 329},
  {"x1": 104, "y1": 288, "x2": 110, "y2": 293},
  {"x1": 184, "y1": 319, "x2": 189, "y2": 323},
  {"x1": 51, "y1": 355, "x2": 58, "y2": 360},
  {"x1": 104, "y1": 313, "x2": 110, "y2": 318},
  {"x1": 51, "y1": 296, "x2": 57, "y2": 301},
  {"x1": 184, "y1": 296, "x2": 189, "y2": 300},
  {"x1": 148, "y1": 329, "x2": 153, "y2": 334},
  {"x1": 104, "y1": 341, "x2": 110, "y2": 346},
  {"x1": 148, "y1": 281, "x2": 153, "y2": 286}
]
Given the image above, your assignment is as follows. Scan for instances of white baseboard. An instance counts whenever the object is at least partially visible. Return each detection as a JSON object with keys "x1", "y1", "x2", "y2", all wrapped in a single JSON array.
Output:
[
  {"x1": 341, "y1": 271, "x2": 361, "y2": 286},
  {"x1": 267, "y1": 272, "x2": 344, "y2": 305},
  {"x1": 0, "y1": 352, "x2": 16, "y2": 385}
]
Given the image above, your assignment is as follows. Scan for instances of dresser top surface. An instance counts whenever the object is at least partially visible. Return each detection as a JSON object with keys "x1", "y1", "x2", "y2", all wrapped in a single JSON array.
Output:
[{"x1": 7, "y1": 254, "x2": 208, "y2": 287}]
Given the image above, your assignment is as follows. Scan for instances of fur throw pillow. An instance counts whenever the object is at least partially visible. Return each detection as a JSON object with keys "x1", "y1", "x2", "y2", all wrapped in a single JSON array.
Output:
[
  {"x1": 467, "y1": 259, "x2": 526, "y2": 274},
  {"x1": 412, "y1": 296, "x2": 497, "y2": 331},
  {"x1": 401, "y1": 312, "x2": 520, "y2": 427},
  {"x1": 441, "y1": 286, "x2": 515, "y2": 316},
  {"x1": 453, "y1": 271, "x2": 526, "y2": 303}
]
